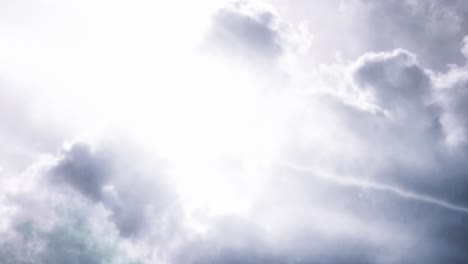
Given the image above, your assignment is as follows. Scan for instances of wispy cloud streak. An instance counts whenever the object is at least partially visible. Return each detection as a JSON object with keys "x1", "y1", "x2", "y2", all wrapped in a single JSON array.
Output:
[{"x1": 282, "y1": 161, "x2": 468, "y2": 214}]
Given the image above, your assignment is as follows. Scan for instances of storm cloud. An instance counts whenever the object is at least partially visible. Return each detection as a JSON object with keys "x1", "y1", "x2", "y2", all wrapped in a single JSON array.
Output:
[{"x1": 1, "y1": 0, "x2": 468, "y2": 263}]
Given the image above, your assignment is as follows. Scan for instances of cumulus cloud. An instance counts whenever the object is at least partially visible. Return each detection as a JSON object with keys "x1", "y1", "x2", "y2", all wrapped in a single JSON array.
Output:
[
  {"x1": 206, "y1": 1, "x2": 285, "y2": 63},
  {"x1": 51, "y1": 143, "x2": 110, "y2": 202},
  {"x1": 348, "y1": 48, "x2": 468, "y2": 261},
  {"x1": 48, "y1": 142, "x2": 181, "y2": 239},
  {"x1": 352, "y1": 50, "x2": 432, "y2": 111},
  {"x1": 357, "y1": 0, "x2": 468, "y2": 71},
  {"x1": 326, "y1": 47, "x2": 468, "y2": 208},
  {"x1": 267, "y1": 0, "x2": 468, "y2": 71},
  {"x1": 0, "y1": 157, "x2": 143, "y2": 264},
  {"x1": 2, "y1": 0, "x2": 468, "y2": 263},
  {"x1": 264, "y1": 44, "x2": 468, "y2": 263},
  {"x1": 0, "y1": 140, "x2": 186, "y2": 263}
]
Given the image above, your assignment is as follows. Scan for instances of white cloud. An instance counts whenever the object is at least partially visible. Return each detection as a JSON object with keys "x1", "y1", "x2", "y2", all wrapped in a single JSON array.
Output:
[
  {"x1": 462, "y1": 35, "x2": 468, "y2": 59},
  {"x1": 2, "y1": 0, "x2": 468, "y2": 263}
]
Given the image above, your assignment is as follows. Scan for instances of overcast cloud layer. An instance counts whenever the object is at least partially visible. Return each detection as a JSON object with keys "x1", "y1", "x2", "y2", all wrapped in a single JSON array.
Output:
[{"x1": 1, "y1": 0, "x2": 468, "y2": 263}]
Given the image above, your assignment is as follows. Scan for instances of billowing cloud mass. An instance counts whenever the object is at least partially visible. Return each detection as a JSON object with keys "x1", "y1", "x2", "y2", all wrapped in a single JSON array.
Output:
[
  {"x1": 1, "y1": 0, "x2": 468, "y2": 263},
  {"x1": 355, "y1": 0, "x2": 468, "y2": 70},
  {"x1": 49, "y1": 143, "x2": 179, "y2": 238}
]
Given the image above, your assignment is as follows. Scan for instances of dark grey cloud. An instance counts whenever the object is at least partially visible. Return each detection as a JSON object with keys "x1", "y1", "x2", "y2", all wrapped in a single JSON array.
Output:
[
  {"x1": 353, "y1": 49, "x2": 468, "y2": 205},
  {"x1": 0, "y1": 140, "x2": 182, "y2": 263},
  {"x1": 358, "y1": 0, "x2": 468, "y2": 71},
  {"x1": 342, "y1": 49, "x2": 468, "y2": 210},
  {"x1": 51, "y1": 143, "x2": 110, "y2": 202},
  {"x1": 254, "y1": 162, "x2": 468, "y2": 264},
  {"x1": 3, "y1": 1, "x2": 468, "y2": 263},
  {"x1": 352, "y1": 49, "x2": 432, "y2": 112},
  {"x1": 49, "y1": 142, "x2": 179, "y2": 238},
  {"x1": 351, "y1": 50, "x2": 468, "y2": 261},
  {"x1": 265, "y1": 46, "x2": 468, "y2": 263},
  {"x1": 268, "y1": 0, "x2": 468, "y2": 71}
]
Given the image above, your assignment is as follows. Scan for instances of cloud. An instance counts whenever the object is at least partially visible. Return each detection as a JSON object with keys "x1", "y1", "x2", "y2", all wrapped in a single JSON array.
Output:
[
  {"x1": 51, "y1": 143, "x2": 110, "y2": 202},
  {"x1": 172, "y1": 215, "x2": 380, "y2": 264},
  {"x1": 0, "y1": 86, "x2": 66, "y2": 173},
  {"x1": 351, "y1": 49, "x2": 432, "y2": 112},
  {"x1": 0, "y1": 140, "x2": 185, "y2": 263},
  {"x1": 284, "y1": 161, "x2": 468, "y2": 214},
  {"x1": 2, "y1": 0, "x2": 468, "y2": 263},
  {"x1": 268, "y1": 0, "x2": 468, "y2": 70},
  {"x1": 265, "y1": 46, "x2": 468, "y2": 263},
  {"x1": 0, "y1": 203, "x2": 147, "y2": 264},
  {"x1": 357, "y1": 0, "x2": 468, "y2": 70},
  {"x1": 49, "y1": 142, "x2": 180, "y2": 239},
  {"x1": 3, "y1": 43, "x2": 468, "y2": 264},
  {"x1": 329, "y1": 48, "x2": 468, "y2": 208},
  {"x1": 462, "y1": 35, "x2": 468, "y2": 59},
  {"x1": 347, "y1": 49, "x2": 468, "y2": 261},
  {"x1": 0, "y1": 158, "x2": 143, "y2": 264},
  {"x1": 434, "y1": 58, "x2": 468, "y2": 146},
  {"x1": 206, "y1": 1, "x2": 284, "y2": 61}
]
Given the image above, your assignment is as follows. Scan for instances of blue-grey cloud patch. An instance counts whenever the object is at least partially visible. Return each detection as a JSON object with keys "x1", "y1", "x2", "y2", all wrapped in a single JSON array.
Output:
[
  {"x1": 436, "y1": 66, "x2": 468, "y2": 146},
  {"x1": 0, "y1": 140, "x2": 182, "y2": 263},
  {"x1": 206, "y1": 1, "x2": 283, "y2": 61},
  {"x1": 51, "y1": 143, "x2": 110, "y2": 202},
  {"x1": 269, "y1": 0, "x2": 468, "y2": 71},
  {"x1": 2, "y1": 0, "x2": 468, "y2": 263},
  {"x1": 0, "y1": 206, "x2": 141, "y2": 264},
  {"x1": 167, "y1": 46, "x2": 468, "y2": 264},
  {"x1": 359, "y1": 0, "x2": 468, "y2": 71},
  {"x1": 348, "y1": 49, "x2": 468, "y2": 208},
  {"x1": 258, "y1": 161, "x2": 468, "y2": 264},
  {"x1": 352, "y1": 49, "x2": 432, "y2": 112},
  {"x1": 261, "y1": 45, "x2": 468, "y2": 263},
  {"x1": 49, "y1": 142, "x2": 179, "y2": 238}
]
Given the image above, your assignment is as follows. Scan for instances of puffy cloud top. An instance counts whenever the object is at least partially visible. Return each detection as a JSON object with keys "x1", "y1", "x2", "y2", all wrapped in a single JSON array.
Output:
[
  {"x1": 352, "y1": 50, "x2": 432, "y2": 111},
  {"x1": 207, "y1": 1, "x2": 283, "y2": 61}
]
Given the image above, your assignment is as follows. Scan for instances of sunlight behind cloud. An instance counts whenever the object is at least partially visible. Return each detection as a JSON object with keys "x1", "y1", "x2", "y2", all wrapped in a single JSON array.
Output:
[{"x1": 3, "y1": 0, "x2": 468, "y2": 263}]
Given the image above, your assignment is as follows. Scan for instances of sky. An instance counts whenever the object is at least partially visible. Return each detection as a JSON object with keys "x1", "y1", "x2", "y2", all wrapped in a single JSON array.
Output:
[{"x1": 1, "y1": 0, "x2": 468, "y2": 263}]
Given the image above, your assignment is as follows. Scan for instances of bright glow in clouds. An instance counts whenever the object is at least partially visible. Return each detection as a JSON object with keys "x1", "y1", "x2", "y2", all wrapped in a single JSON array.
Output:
[
  {"x1": 2, "y1": 0, "x2": 468, "y2": 263},
  {"x1": 1, "y1": 0, "x2": 284, "y2": 214}
]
